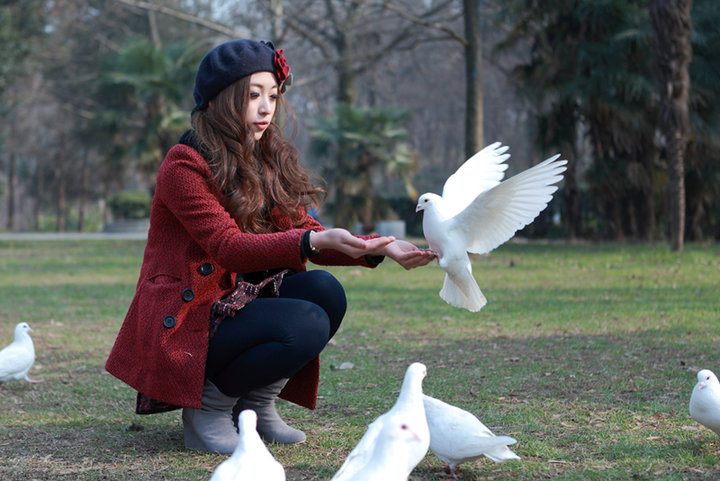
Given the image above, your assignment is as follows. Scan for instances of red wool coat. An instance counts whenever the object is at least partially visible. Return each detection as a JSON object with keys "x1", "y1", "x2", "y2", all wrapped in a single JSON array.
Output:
[{"x1": 105, "y1": 144, "x2": 379, "y2": 412}]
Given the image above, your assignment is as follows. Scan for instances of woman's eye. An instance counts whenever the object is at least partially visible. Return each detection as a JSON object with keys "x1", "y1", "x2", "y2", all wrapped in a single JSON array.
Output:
[{"x1": 250, "y1": 92, "x2": 260, "y2": 99}]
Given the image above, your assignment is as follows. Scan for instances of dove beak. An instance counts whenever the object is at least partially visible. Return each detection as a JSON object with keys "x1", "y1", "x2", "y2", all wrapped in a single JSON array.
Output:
[
  {"x1": 698, "y1": 382, "x2": 706, "y2": 390},
  {"x1": 415, "y1": 204, "x2": 422, "y2": 212}
]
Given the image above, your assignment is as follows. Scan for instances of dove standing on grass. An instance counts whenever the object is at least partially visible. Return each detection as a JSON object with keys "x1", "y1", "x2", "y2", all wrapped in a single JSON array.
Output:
[
  {"x1": 0, "y1": 322, "x2": 44, "y2": 392},
  {"x1": 416, "y1": 142, "x2": 567, "y2": 311},
  {"x1": 339, "y1": 415, "x2": 428, "y2": 481},
  {"x1": 689, "y1": 369, "x2": 720, "y2": 436},
  {"x1": 209, "y1": 409, "x2": 285, "y2": 481},
  {"x1": 423, "y1": 394, "x2": 519, "y2": 478},
  {"x1": 331, "y1": 362, "x2": 430, "y2": 481}
]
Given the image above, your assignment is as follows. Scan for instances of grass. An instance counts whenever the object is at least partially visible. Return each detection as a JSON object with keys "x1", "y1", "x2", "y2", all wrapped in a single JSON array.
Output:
[{"x1": 0, "y1": 238, "x2": 719, "y2": 480}]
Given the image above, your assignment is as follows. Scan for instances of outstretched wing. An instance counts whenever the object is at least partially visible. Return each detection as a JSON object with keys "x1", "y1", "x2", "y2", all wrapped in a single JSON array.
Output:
[
  {"x1": 440, "y1": 142, "x2": 510, "y2": 218},
  {"x1": 452, "y1": 154, "x2": 567, "y2": 255}
]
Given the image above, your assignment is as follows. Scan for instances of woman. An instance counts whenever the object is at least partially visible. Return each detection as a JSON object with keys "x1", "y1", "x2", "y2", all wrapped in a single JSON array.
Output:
[{"x1": 105, "y1": 39, "x2": 434, "y2": 454}]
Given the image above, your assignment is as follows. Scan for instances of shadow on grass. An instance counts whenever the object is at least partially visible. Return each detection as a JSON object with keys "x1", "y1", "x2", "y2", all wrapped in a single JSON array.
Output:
[{"x1": 0, "y1": 421, "x2": 221, "y2": 481}]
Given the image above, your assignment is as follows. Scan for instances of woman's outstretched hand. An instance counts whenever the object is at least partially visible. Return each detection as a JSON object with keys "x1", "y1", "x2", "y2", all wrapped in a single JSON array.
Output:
[
  {"x1": 310, "y1": 228, "x2": 395, "y2": 258},
  {"x1": 309, "y1": 229, "x2": 436, "y2": 269},
  {"x1": 377, "y1": 239, "x2": 436, "y2": 270}
]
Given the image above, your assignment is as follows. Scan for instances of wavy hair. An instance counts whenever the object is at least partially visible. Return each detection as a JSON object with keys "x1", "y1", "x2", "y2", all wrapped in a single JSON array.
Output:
[{"x1": 191, "y1": 76, "x2": 325, "y2": 233}]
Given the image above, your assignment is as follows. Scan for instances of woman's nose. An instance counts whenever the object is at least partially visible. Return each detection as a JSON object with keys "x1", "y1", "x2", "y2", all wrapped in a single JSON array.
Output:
[{"x1": 259, "y1": 96, "x2": 271, "y2": 114}]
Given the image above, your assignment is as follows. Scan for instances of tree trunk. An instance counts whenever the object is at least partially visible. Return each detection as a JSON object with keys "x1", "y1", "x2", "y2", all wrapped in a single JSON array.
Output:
[
  {"x1": 269, "y1": 0, "x2": 284, "y2": 41},
  {"x1": 463, "y1": 0, "x2": 483, "y2": 157},
  {"x1": 78, "y1": 150, "x2": 90, "y2": 232},
  {"x1": 55, "y1": 171, "x2": 66, "y2": 232},
  {"x1": 561, "y1": 144, "x2": 580, "y2": 239},
  {"x1": 6, "y1": 120, "x2": 17, "y2": 231},
  {"x1": 332, "y1": 18, "x2": 358, "y2": 229},
  {"x1": 649, "y1": 0, "x2": 692, "y2": 252},
  {"x1": 6, "y1": 151, "x2": 15, "y2": 231}
]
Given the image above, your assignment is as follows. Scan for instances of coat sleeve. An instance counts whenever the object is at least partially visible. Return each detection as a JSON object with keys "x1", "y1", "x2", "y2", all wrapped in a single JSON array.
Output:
[
  {"x1": 299, "y1": 214, "x2": 385, "y2": 268},
  {"x1": 155, "y1": 146, "x2": 306, "y2": 273}
]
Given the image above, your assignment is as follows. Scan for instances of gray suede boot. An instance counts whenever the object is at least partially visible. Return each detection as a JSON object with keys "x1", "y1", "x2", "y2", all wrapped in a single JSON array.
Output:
[
  {"x1": 239, "y1": 378, "x2": 306, "y2": 444},
  {"x1": 182, "y1": 379, "x2": 239, "y2": 454}
]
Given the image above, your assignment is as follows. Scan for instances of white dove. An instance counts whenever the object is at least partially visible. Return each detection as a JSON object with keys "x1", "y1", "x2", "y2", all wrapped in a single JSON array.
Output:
[
  {"x1": 0, "y1": 322, "x2": 44, "y2": 392},
  {"x1": 423, "y1": 394, "x2": 520, "y2": 478},
  {"x1": 416, "y1": 142, "x2": 567, "y2": 312},
  {"x1": 209, "y1": 409, "x2": 285, "y2": 481},
  {"x1": 689, "y1": 369, "x2": 720, "y2": 436},
  {"x1": 339, "y1": 415, "x2": 427, "y2": 481},
  {"x1": 331, "y1": 362, "x2": 430, "y2": 481}
]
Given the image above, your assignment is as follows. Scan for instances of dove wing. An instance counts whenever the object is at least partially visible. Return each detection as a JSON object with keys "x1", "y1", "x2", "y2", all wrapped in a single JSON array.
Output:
[
  {"x1": 330, "y1": 417, "x2": 383, "y2": 481},
  {"x1": 453, "y1": 155, "x2": 567, "y2": 255},
  {"x1": 440, "y1": 142, "x2": 510, "y2": 218},
  {"x1": 0, "y1": 345, "x2": 31, "y2": 379}
]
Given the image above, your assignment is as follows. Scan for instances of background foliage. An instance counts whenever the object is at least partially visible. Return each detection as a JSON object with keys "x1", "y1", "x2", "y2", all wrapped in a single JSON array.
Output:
[{"x1": 0, "y1": 0, "x2": 718, "y2": 242}]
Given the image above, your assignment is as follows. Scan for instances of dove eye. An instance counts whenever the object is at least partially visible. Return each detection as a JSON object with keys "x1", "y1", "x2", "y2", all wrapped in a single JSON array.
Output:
[{"x1": 401, "y1": 424, "x2": 408, "y2": 430}]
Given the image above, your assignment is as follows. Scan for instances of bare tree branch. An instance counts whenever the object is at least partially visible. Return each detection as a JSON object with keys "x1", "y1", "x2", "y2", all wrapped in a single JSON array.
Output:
[
  {"x1": 348, "y1": 0, "x2": 466, "y2": 44},
  {"x1": 114, "y1": 0, "x2": 244, "y2": 38}
]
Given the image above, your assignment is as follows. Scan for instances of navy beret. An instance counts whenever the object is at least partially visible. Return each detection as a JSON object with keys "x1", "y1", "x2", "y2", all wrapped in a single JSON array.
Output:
[{"x1": 192, "y1": 39, "x2": 291, "y2": 111}]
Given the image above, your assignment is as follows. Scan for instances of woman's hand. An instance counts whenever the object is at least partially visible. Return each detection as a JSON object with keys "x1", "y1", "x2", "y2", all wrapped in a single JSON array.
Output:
[
  {"x1": 377, "y1": 239, "x2": 437, "y2": 270},
  {"x1": 310, "y1": 228, "x2": 395, "y2": 258}
]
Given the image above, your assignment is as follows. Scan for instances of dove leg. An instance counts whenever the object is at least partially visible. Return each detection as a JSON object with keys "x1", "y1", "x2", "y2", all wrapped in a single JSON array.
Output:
[
  {"x1": 182, "y1": 379, "x2": 239, "y2": 454},
  {"x1": 237, "y1": 377, "x2": 306, "y2": 444}
]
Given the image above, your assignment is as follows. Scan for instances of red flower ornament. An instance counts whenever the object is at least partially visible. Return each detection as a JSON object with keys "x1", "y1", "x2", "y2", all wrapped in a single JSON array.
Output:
[{"x1": 274, "y1": 49, "x2": 290, "y2": 83}]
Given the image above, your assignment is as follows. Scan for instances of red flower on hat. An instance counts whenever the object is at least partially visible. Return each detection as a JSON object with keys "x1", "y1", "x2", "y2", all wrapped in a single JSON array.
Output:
[{"x1": 274, "y1": 49, "x2": 290, "y2": 83}]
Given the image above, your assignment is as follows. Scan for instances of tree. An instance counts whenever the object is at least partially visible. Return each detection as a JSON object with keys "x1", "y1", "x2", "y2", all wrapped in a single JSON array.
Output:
[
  {"x1": 463, "y1": 0, "x2": 483, "y2": 155},
  {"x1": 649, "y1": 0, "x2": 692, "y2": 252},
  {"x1": 0, "y1": 0, "x2": 45, "y2": 230},
  {"x1": 684, "y1": 0, "x2": 720, "y2": 241},
  {"x1": 310, "y1": 104, "x2": 419, "y2": 230},
  {"x1": 497, "y1": 0, "x2": 659, "y2": 240},
  {"x1": 93, "y1": 38, "x2": 204, "y2": 186}
]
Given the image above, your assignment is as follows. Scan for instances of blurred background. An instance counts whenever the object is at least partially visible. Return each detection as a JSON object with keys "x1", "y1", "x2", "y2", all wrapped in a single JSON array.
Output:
[{"x1": 0, "y1": 0, "x2": 717, "y2": 249}]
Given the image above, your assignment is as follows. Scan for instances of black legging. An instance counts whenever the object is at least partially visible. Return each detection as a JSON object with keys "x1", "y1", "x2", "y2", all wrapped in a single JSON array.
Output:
[{"x1": 205, "y1": 269, "x2": 346, "y2": 397}]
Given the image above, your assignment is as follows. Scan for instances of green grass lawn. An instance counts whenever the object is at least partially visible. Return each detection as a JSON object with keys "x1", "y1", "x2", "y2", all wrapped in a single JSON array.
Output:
[{"x1": 0, "y1": 238, "x2": 719, "y2": 480}]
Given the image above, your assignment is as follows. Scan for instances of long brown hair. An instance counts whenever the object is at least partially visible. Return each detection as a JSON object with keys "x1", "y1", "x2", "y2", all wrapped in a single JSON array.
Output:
[{"x1": 191, "y1": 76, "x2": 325, "y2": 233}]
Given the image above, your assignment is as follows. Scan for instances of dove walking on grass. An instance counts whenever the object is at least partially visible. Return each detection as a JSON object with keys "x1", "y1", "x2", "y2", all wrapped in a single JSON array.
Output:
[
  {"x1": 331, "y1": 362, "x2": 430, "y2": 481},
  {"x1": 416, "y1": 142, "x2": 567, "y2": 312},
  {"x1": 209, "y1": 409, "x2": 285, "y2": 481},
  {"x1": 339, "y1": 415, "x2": 428, "y2": 481},
  {"x1": 0, "y1": 322, "x2": 44, "y2": 392},
  {"x1": 423, "y1": 394, "x2": 519, "y2": 478},
  {"x1": 689, "y1": 369, "x2": 720, "y2": 437}
]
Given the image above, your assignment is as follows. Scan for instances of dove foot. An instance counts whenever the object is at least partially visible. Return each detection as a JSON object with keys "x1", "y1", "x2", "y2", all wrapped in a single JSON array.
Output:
[
  {"x1": 27, "y1": 378, "x2": 44, "y2": 384},
  {"x1": 441, "y1": 463, "x2": 460, "y2": 479}
]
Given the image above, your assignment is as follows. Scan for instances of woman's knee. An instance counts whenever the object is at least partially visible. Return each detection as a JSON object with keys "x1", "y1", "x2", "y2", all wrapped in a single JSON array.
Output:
[
  {"x1": 285, "y1": 270, "x2": 346, "y2": 318},
  {"x1": 289, "y1": 302, "x2": 331, "y2": 357}
]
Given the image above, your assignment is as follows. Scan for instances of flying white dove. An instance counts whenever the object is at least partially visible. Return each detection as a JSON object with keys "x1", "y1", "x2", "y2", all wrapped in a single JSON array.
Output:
[
  {"x1": 416, "y1": 142, "x2": 567, "y2": 312},
  {"x1": 209, "y1": 409, "x2": 285, "y2": 481},
  {"x1": 689, "y1": 369, "x2": 720, "y2": 437},
  {"x1": 331, "y1": 362, "x2": 430, "y2": 481},
  {"x1": 423, "y1": 394, "x2": 520, "y2": 478},
  {"x1": 0, "y1": 322, "x2": 44, "y2": 392}
]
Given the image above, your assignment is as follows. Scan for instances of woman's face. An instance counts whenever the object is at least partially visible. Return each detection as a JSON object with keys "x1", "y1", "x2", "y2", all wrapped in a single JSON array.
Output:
[{"x1": 246, "y1": 71, "x2": 278, "y2": 140}]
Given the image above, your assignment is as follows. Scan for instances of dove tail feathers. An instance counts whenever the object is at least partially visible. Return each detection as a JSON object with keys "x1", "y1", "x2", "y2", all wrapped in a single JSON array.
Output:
[
  {"x1": 483, "y1": 442, "x2": 521, "y2": 463},
  {"x1": 439, "y1": 273, "x2": 487, "y2": 312}
]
